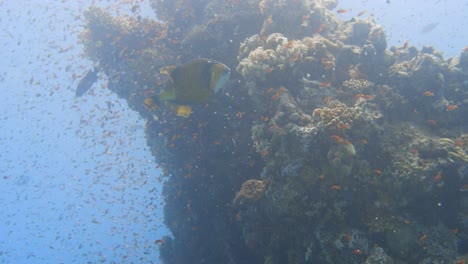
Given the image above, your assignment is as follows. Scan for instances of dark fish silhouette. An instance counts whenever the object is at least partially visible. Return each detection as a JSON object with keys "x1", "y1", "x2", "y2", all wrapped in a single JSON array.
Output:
[
  {"x1": 420, "y1": 23, "x2": 439, "y2": 34},
  {"x1": 75, "y1": 69, "x2": 98, "y2": 97}
]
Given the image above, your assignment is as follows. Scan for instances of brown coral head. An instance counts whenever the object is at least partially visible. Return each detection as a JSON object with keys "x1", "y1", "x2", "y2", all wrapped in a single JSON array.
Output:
[{"x1": 233, "y1": 179, "x2": 269, "y2": 205}]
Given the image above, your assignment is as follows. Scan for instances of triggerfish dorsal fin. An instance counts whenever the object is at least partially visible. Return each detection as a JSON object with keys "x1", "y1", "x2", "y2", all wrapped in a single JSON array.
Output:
[
  {"x1": 160, "y1": 66, "x2": 177, "y2": 76},
  {"x1": 158, "y1": 65, "x2": 178, "y2": 101}
]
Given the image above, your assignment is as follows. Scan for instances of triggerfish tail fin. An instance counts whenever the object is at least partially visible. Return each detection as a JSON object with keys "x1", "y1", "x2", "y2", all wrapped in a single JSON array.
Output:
[
  {"x1": 160, "y1": 65, "x2": 177, "y2": 76},
  {"x1": 75, "y1": 69, "x2": 98, "y2": 97},
  {"x1": 158, "y1": 85, "x2": 177, "y2": 102}
]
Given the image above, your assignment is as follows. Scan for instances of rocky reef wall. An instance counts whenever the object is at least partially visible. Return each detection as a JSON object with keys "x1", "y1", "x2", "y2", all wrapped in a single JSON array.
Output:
[{"x1": 79, "y1": 0, "x2": 468, "y2": 263}]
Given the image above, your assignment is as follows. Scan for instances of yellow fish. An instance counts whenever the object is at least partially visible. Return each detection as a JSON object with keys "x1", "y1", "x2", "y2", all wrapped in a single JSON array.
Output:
[
  {"x1": 145, "y1": 58, "x2": 230, "y2": 118},
  {"x1": 150, "y1": 58, "x2": 230, "y2": 105}
]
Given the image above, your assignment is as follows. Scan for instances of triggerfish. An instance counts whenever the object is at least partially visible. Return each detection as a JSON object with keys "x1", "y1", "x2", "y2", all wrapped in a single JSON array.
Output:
[
  {"x1": 149, "y1": 58, "x2": 230, "y2": 104},
  {"x1": 145, "y1": 58, "x2": 230, "y2": 118},
  {"x1": 75, "y1": 69, "x2": 98, "y2": 97}
]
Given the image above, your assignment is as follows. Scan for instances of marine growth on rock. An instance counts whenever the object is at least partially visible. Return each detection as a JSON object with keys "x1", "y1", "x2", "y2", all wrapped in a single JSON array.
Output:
[{"x1": 78, "y1": 0, "x2": 468, "y2": 263}]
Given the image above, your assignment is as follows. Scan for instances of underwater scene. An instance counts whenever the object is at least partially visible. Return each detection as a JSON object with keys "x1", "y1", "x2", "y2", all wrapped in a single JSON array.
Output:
[{"x1": 1, "y1": 0, "x2": 467, "y2": 263}]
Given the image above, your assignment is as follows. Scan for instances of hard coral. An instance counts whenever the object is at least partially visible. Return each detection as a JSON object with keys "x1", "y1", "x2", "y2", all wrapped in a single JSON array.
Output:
[
  {"x1": 312, "y1": 99, "x2": 362, "y2": 132},
  {"x1": 233, "y1": 179, "x2": 269, "y2": 205}
]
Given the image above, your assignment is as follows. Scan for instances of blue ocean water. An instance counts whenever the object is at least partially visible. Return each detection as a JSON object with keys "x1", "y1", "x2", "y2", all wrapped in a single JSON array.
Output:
[
  {"x1": 0, "y1": 0, "x2": 465, "y2": 263},
  {"x1": 0, "y1": 1, "x2": 168, "y2": 263}
]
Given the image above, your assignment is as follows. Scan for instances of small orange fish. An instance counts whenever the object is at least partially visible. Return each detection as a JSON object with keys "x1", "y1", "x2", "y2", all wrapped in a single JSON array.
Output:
[
  {"x1": 337, "y1": 124, "x2": 349, "y2": 130},
  {"x1": 271, "y1": 86, "x2": 286, "y2": 101},
  {"x1": 319, "y1": 82, "x2": 331, "y2": 88},
  {"x1": 330, "y1": 135, "x2": 344, "y2": 143},
  {"x1": 373, "y1": 169, "x2": 382, "y2": 175},
  {"x1": 236, "y1": 111, "x2": 244, "y2": 118},
  {"x1": 352, "y1": 249, "x2": 362, "y2": 255},
  {"x1": 342, "y1": 235, "x2": 352, "y2": 242},
  {"x1": 360, "y1": 139, "x2": 368, "y2": 144},
  {"x1": 403, "y1": 40, "x2": 410, "y2": 49},
  {"x1": 320, "y1": 57, "x2": 331, "y2": 64},
  {"x1": 284, "y1": 40, "x2": 295, "y2": 48},
  {"x1": 235, "y1": 212, "x2": 242, "y2": 221},
  {"x1": 433, "y1": 171, "x2": 442, "y2": 182},
  {"x1": 316, "y1": 23, "x2": 325, "y2": 34},
  {"x1": 357, "y1": 11, "x2": 366, "y2": 16},
  {"x1": 362, "y1": 94, "x2": 374, "y2": 100},
  {"x1": 265, "y1": 14, "x2": 273, "y2": 25},
  {"x1": 355, "y1": 93, "x2": 374, "y2": 100},
  {"x1": 427, "y1": 119, "x2": 437, "y2": 126},
  {"x1": 336, "y1": 8, "x2": 348, "y2": 13},
  {"x1": 313, "y1": 109, "x2": 322, "y2": 116},
  {"x1": 446, "y1": 104, "x2": 458, "y2": 111},
  {"x1": 423, "y1": 91, "x2": 434, "y2": 96},
  {"x1": 330, "y1": 185, "x2": 341, "y2": 190},
  {"x1": 370, "y1": 29, "x2": 383, "y2": 40},
  {"x1": 289, "y1": 53, "x2": 300, "y2": 63},
  {"x1": 143, "y1": 88, "x2": 157, "y2": 97},
  {"x1": 418, "y1": 234, "x2": 427, "y2": 245},
  {"x1": 261, "y1": 150, "x2": 269, "y2": 157}
]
